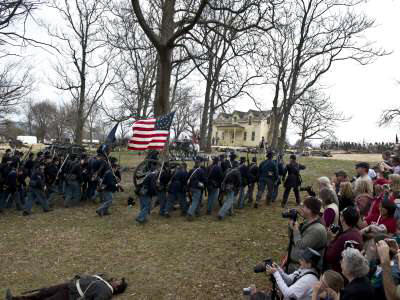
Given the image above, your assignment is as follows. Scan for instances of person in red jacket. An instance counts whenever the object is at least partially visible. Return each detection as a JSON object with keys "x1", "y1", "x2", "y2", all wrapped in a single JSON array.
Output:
[{"x1": 324, "y1": 206, "x2": 363, "y2": 273}]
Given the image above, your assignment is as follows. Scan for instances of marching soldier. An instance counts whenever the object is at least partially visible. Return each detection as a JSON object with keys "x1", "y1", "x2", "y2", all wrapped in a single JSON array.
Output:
[
  {"x1": 217, "y1": 165, "x2": 241, "y2": 220},
  {"x1": 135, "y1": 163, "x2": 158, "y2": 224},
  {"x1": 5, "y1": 162, "x2": 23, "y2": 211},
  {"x1": 23, "y1": 163, "x2": 51, "y2": 216},
  {"x1": 45, "y1": 157, "x2": 59, "y2": 207},
  {"x1": 158, "y1": 162, "x2": 171, "y2": 217},
  {"x1": 165, "y1": 163, "x2": 188, "y2": 217},
  {"x1": 256, "y1": 151, "x2": 278, "y2": 207},
  {"x1": 96, "y1": 163, "x2": 120, "y2": 217},
  {"x1": 237, "y1": 157, "x2": 249, "y2": 209},
  {"x1": 272, "y1": 153, "x2": 285, "y2": 202},
  {"x1": 206, "y1": 156, "x2": 223, "y2": 215},
  {"x1": 246, "y1": 157, "x2": 259, "y2": 205},
  {"x1": 186, "y1": 158, "x2": 207, "y2": 220},
  {"x1": 64, "y1": 155, "x2": 82, "y2": 208}
]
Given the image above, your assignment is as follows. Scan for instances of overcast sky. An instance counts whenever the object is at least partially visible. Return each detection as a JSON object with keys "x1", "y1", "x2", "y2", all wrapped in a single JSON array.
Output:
[
  {"x1": 234, "y1": 0, "x2": 400, "y2": 144},
  {"x1": 19, "y1": 0, "x2": 400, "y2": 144}
]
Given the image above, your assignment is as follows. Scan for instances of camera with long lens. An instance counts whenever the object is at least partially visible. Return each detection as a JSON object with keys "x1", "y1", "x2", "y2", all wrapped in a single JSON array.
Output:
[
  {"x1": 329, "y1": 224, "x2": 341, "y2": 234},
  {"x1": 254, "y1": 258, "x2": 273, "y2": 273},
  {"x1": 299, "y1": 185, "x2": 316, "y2": 197},
  {"x1": 282, "y1": 208, "x2": 298, "y2": 222}
]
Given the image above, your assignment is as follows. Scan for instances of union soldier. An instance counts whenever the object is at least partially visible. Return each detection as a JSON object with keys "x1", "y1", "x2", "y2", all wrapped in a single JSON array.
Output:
[
  {"x1": 5, "y1": 163, "x2": 23, "y2": 210},
  {"x1": 96, "y1": 163, "x2": 120, "y2": 217},
  {"x1": 237, "y1": 157, "x2": 249, "y2": 209},
  {"x1": 23, "y1": 163, "x2": 51, "y2": 216},
  {"x1": 1, "y1": 148, "x2": 11, "y2": 164},
  {"x1": 217, "y1": 166, "x2": 241, "y2": 220},
  {"x1": 135, "y1": 164, "x2": 158, "y2": 224},
  {"x1": 24, "y1": 153, "x2": 35, "y2": 177},
  {"x1": 44, "y1": 157, "x2": 59, "y2": 207},
  {"x1": 64, "y1": 155, "x2": 82, "y2": 208},
  {"x1": 256, "y1": 151, "x2": 279, "y2": 207},
  {"x1": 272, "y1": 153, "x2": 285, "y2": 202},
  {"x1": 245, "y1": 157, "x2": 259, "y2": 205},
  {"x1": 186, "y1": 157, "x2": 207, "y2": 220},
  {"x1": 206, "y1": 156, "x2": 223, "y2": 215},
  {"x1": 282, "y1": 154, "x2": 306, "y2": 207},
  {"x1": 158, "y1": 162, "x2": 171, "y2": 217},
  {"x1": 6, "y1": 274, "x2": 127, "y2": 300},
  {"x1": 165, "y1": 163, "x2": 188, "y2": 217}
]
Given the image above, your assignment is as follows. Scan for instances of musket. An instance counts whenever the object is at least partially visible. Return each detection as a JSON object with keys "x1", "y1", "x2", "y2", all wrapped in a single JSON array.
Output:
[
  {"x1": 104, "y1": 153, "x2": 124, "y2": 192},
  {"x1": 56, "y1": 154, "x2": 70, "y2": 180}
]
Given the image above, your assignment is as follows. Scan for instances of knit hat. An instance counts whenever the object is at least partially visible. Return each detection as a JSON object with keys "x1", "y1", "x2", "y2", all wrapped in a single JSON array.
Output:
[{"x1": 303, "y1": 196, "x2": 322, "y2": 215}]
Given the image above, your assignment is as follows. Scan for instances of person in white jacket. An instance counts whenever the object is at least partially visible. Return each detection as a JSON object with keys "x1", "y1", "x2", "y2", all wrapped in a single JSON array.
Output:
[{"x1": 266, "y1": 248, "x2": 321, "y2": 300}]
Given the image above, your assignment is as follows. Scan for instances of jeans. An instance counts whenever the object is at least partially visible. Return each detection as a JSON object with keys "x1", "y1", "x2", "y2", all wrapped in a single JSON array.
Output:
[
  {"x1": 187, "y1": 188, "x2": 202, "y2": 217},
  {"x1": 47, "y1": 184, "x2": 58, "y2": 207},
  {"x1": 167, "y1": 191, "x2": 187, "y2": 215},
  {"x1": 136, "y1": 195, "x2": 151, "y2": 223},
  {"x1": 86, "y1": 181, "x2": 98, "y2": 201},
  {"x1": 5, "y1": 190, "x2": 23, "y2": 210},
  {"x1": 97, "y1": 191, "x2": 113, "y2": 215},
  {"x1": 207, "y1": 187, "x2": 219, "y2": 213},
  {"x1": 0, "y1": 190, "x2": 6, "y2": 211},
  {"x1": 218, "y1": 190, "x2": 235, "y2": 219},
  {"x1": 256, "y1": 178, "x2": 274, "y2": 204},
  {"x1": 64, "y1": 180, "x2": 81, "y2": 207},
  {"x1": 158, "y1": 190, "x2": 168, "y2": 215},
  {"x1": 24, "y1": 188, "x2": 49, "y2": 213},
  {"x1": 272, "y1": 182, "x2": 280, "y2": 202}
]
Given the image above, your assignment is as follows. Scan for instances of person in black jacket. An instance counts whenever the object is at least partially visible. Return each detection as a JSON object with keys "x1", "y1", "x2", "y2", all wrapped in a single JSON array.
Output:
[
  {"x1": 166, "y1": 163, "x2": 188, "y2": 217},
  {"x1": 5, "y1": 164, "x2": 23, "y2": 210},
  {"x1": 135, "y1": 164, "x2": 158, "y2": 224},
  {"x1": 23, "y1": 163, "x2": 51, "y2": 216},
  {"x1": 24, "y1": 153, "x2": 35, "y2": 177},
  {"x1": 206, "y1": 156, "x2": 224, "y2": 215},
  {"x1": 6, "y1": 274, "x2": 127, "y2": 300},
  {"x1": 45, "y1": 157, "x2": 59, "y2": 207},
  {"x1": 217, "y1": 166, "x2": 241, "y2": 220},
  {"x1": 245, "y1": 157, "x2": 259, "y2": 205},
  {"x1": 186, "y1": 158, "x2": 207, "y2": 220},
  {"x1": 272, "y1": 153, "x2": 285, "y2": 202},
  {"x1": 96, "y1": 164, "x2": 119, "y2": 217},
  {"x1": 282, "y1": 154, "x2": 306, "y2": 208}
]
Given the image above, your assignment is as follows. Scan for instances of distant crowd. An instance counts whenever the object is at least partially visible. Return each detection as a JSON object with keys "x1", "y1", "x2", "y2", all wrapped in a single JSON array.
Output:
[{"x1": 320, "y1": 141, "x2": 396, "y2": 153}]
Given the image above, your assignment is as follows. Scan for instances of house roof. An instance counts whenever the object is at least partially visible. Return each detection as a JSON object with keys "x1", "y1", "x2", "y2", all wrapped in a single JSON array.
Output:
[{"x1": 218, "y1": 109, "x2": 271, "y2": 120}]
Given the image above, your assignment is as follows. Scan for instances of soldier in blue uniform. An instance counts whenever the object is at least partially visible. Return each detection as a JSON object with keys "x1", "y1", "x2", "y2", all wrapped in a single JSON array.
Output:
[
  {"x1": 96, "y1": 163, "x2": 120, "y2": 217},
  {"x1": 186, "y1": 158, "x2": 207, "y2": 220},
  {"x1": 206, "y1": 156, "x2": 224, "y2": 215},
  {"x1": 135, "y1": 164, "x2": 158, "y2": 224},
  {"x1": 158, "y1": 162, "x2": 171, "y2": 217},
  {"x1": 165, "y1": 163, "x2": 188, "y2": 217},
  {"x1": 217, "y1": 166, "x2": 241, "y2": 220},
  {"x1": 256, "y1": 152, "x2": 279, "y2": 207},
  {"x1": 272, "y1": 153, "x2": 285, "y2": 202},
  {"x1": 237, "y1": 157, "x2": 249, "y2": 209},
  {"x1": 246, "y1": 157, "x2": 259, "y2": 205},
  {"x1": 282, "y1": 154, "x2": 306, "y2": 207}
]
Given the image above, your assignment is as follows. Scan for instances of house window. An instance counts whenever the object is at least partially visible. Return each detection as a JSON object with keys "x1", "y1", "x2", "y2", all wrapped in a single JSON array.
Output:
[
  {"x1": 233, "y1": 116, "x2": 237, "y2": 123},
  {"x1": 222, "y1": 132, "x2": 225, "y2": 140},
  {"x1": 248, "y1": 116, "x2": 252, "y2": 125},
  {"x1": 216, "y1": 131, "x2": 219, "y2": 138},
  {"x1": 251, "y1": 131, "x2": 255, "y2": 141},
  {"x1": 244, "y1": 132, "x2": 247, "y2": 141},
  {"x1": 231, "y1": 132, "x2": 234, "y2": 140}
]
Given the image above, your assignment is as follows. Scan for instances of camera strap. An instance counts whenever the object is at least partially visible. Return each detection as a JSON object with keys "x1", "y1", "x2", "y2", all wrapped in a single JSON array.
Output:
[{"x1": 290, "y1": 270, "x2": 319, "y2": 286}]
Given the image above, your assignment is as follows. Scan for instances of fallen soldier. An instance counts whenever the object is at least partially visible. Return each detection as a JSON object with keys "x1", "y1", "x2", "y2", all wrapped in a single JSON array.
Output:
[{"x1": 6, "y1": 274, "x2": 127, "y2": 300}]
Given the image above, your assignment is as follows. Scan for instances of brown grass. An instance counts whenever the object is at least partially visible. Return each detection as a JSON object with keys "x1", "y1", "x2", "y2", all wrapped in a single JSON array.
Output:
[{"x1": 0, "y1": 154, "x2": 376, "y2": 299}]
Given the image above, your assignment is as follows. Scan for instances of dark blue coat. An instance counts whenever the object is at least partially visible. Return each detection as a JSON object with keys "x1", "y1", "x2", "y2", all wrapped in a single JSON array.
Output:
[
  {"x1": 187, "y1": 167, "x2": 207, "y2": 190},
  {"x1": 29, "y1": 170, "x2": 45, "y2": 190},
  {"x1": 248, "y1": 163, "x2": 259, "y2": 184},
  {"x1": 207, "y1": 163, "x2": 224, "y2": 189},
  {"x1": 239, "y1": 163, "x2": 249, "y2": 186},
  {"x1": 168, "y1": 169, "x2": 188, "y2": 193},
  {"x1": 283, "y1": 163, "x2": 306, "y2": 188},
  {"x1": 102, "y1": 169, "x2": 118, "y2": 193},
  {"x1": 259, "y1": 159, "x2": 279, "y2": 181}
]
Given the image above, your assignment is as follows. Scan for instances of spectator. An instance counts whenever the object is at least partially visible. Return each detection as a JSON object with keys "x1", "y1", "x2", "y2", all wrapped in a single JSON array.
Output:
[
  {"x1": 320, "y1": 188, "x2": 339, "y2": 228},
  {"x1": 327, "y1": 248, "x2": 373, "y2": 300},
  {"x1": 362, "y1": 200, "x2": 397, "y2": 235},
  {"x1": 324, "y1": 206, "x2": 363, "y2": 273},
  {"x1": 338, "y1": 182, "x2": 354, "y2": 212},
  {"x1": 376, "y1": 240, "x2": 400, "y2": 300},
  {"x1": 311, "y1": 270, "x2": 344, "y2": 300},
  {"x1": 333, "y1": 170, "x2": 348, "y2": 195},
  {"x1": 287, "y1": 197, "x2": 328, "y2": 273},
  {"x1": 380, "y1": 150, "x2": 393, "y2": 173},
  {"x1": 318, "y1": 177, "x2": 334, "y2": 192},
  {"x1": 392, "y1": 156, "x2": 400, "y2": 175},
  {"x1": 266, "y1": 248, "x2": 320, "y2": 300},
  {"x1": 355, "y1": 192, "x2": 374, "y2": 220},
  {"x1": 354, "y1": 162, "x2": 373, "y2": 196}
]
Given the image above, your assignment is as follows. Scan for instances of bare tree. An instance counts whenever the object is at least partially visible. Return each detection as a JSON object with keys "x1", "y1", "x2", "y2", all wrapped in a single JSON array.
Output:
[
  {"x1": 27, "y1": 100, "x2": 57, "y2": 142},
  {"x1": 0, "y1": 61, "x2": 33, "y2": 124},
  {"x1": 379, "y1": 81, "x2": 400, "y2": 128},
  {"x1": 260, "y1": 0, "x2": 387, "y2": 151},
  {"x1": 46, "y1": 0, "x2": 115, "y2": 144},
  {"x1": 131, "y1": 0, "x2": 208, "y2": 116},
  {"x1": 290, "y1": 89, "x2": 348, "y2": 152}
]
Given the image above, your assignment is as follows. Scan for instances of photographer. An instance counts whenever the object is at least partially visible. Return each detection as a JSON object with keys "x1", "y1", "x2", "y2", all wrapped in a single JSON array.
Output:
[
  {"x1": 265, "y1": 248, "x2": 321, "y2": 300},
  {"x1": 324, "y1": 206, "x2": 363, "y2": 273},
  {"x1": 287, "y1": 197, "x2": 327, "y2": 273}
]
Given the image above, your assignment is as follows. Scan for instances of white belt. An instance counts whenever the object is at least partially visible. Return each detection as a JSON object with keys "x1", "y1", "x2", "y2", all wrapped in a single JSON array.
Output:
[{"x1": 75, "y1": 275, "x2": 114, "y2": 298}]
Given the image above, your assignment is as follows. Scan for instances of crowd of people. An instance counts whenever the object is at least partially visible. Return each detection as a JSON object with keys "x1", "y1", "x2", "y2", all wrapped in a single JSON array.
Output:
[{"x1": 245, "y1": 152, "x2": 400, "y2": 300}]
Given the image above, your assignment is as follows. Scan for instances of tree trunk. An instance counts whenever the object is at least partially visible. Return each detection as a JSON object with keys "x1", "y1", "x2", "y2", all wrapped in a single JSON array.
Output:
[
  {"x1": 278, "y1": 110, "x2": 290, "y2": 151},
  {"x1": 199, "y1": 78, "x2": 212, "y2": 150},
  {"x1": 155, "y1": 48, "x2": 172, "y2": 116}
]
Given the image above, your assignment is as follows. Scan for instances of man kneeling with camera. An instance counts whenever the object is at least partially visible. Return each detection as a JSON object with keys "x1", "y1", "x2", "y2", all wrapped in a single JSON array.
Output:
[{"x1": 246, "y1": 248, "x2": 321, "y2": 300}]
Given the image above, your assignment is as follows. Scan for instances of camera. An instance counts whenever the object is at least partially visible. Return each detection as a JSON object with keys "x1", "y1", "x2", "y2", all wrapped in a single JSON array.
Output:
[
  {"x1": 243, "y1": 287, "x2": 252, "y2": 296},
  {"x1": 344, "y1": 240, "x2": 359, "y2": 249},
  {"x1": 254, "y1": 258, "x2": 273, "y2": 273},
  {"x1": 329, "y1": 224, "x2": 341, "y2": 234},
  {"x1": 282, "y1": 208, "x2": 298, "y2": 222},
  {"x1": 299, "y1": 186, "x2": 316, "y2": 197}
]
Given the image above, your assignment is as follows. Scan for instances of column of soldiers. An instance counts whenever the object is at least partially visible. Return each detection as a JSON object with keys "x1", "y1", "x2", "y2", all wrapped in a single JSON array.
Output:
[
  {"x1": 0, "y1": 149, "x2": 122, "y2": 217},
  {"x1": 134, "y1": 151, "x2": 304, "y2": 224}
]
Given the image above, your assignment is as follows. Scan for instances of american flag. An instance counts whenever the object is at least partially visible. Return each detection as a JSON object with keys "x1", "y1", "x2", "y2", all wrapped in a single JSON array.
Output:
[{"x1": 128, "y1": 112, "x2": 175, "y2": 151}]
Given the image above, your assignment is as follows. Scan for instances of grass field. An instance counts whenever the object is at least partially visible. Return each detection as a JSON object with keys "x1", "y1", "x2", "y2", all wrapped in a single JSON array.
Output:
[{"x1": 0, "y1": 154, "x2": 378, "y2": 299}]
